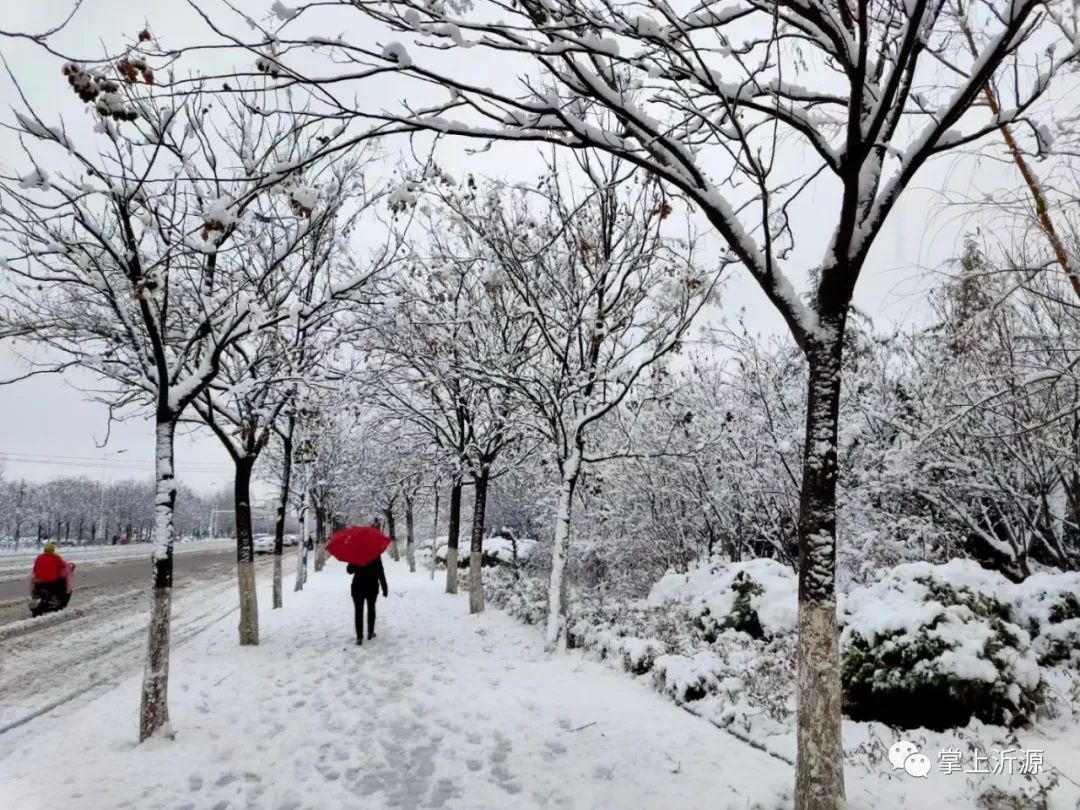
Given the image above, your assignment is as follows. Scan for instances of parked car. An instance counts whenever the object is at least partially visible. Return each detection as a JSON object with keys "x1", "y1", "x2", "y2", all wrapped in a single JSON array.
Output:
[
  {"x1": 283, "y1": 534, "x2": 298, "y2": 547},
  {"x1": 252, "y1": 534, "x2": 275, "y2": 554}
]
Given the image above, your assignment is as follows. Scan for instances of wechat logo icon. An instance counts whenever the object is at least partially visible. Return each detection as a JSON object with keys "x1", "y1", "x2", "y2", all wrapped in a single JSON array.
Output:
[{"x1": 888, "y1": 740, "x2": 931, "y2": 778}]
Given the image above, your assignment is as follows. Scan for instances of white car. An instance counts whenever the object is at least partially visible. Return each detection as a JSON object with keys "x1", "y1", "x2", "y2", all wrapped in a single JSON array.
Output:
[{"x1": 252, "y1": 535, "x2": 275, "y2": 554}]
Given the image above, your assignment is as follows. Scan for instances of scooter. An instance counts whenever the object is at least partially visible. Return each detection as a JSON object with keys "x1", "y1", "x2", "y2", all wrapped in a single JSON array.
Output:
[{"x1": 29, "y1": 563, "x2": 76, "y2": 618}]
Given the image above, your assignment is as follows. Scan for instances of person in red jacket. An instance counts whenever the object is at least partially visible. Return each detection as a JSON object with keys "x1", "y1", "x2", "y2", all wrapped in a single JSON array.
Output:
[{"x1": 31, "y1": 542, "x2": 72, "y2": 608}]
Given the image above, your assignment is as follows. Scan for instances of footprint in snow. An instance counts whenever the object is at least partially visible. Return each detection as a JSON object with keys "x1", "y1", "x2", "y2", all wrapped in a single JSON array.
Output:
[
  {"x1": 592, "y1": 764, "x2": 615, "y2": 780},
  {"x1": 428, "y1": 777, "x2": 463, "y2": 807}
]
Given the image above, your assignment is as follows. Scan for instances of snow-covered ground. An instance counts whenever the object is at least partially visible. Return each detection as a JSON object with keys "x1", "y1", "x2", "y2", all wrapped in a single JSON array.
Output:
[
  {"x1": 2, "y1": 559, "x2": 1076, "y2": 809},
  {"x1": 0, "y1": 560, "x2": 795, "y2": 810}
]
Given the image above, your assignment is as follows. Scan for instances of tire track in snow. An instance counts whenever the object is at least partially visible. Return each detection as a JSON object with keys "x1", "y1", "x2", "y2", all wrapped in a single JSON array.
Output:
[
  {"x1": 0, "y1": 601, "x2": 240, "y2": 738},
  {"x1": 0, "y1": 564, "x2": 267, "y2": 754}
]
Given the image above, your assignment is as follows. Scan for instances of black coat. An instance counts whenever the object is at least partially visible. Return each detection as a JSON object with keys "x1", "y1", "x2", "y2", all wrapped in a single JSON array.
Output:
[{"x1": 347, "y1": 557, "x2": 387, "y2": 598}]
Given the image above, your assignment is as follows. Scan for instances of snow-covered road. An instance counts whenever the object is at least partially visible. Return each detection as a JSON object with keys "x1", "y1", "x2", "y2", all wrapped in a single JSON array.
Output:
[
  {"x1": 0, "y1": 544, "x2": 244, "y2": 629},
  {"x1": 0, "y1": 552, "x2": 276, "y2": 740},
  {"x1": 0, "y1": 560, "x2": 790, "y2": 810}
]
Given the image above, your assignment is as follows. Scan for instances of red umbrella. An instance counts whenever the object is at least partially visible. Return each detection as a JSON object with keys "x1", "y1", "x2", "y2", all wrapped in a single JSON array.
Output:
[{"x1": 326, "y1": 525, "x2": 391, "y2": 567}]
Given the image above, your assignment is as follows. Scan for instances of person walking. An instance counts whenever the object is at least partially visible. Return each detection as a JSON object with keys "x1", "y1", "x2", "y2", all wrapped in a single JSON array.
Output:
[{"x1": 346, "y1": 556, "x2": 388, "y2": 645}]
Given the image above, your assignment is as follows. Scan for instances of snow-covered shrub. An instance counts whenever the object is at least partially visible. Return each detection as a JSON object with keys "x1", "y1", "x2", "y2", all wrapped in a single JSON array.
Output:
[
  {"x1": 647, "y1": 558, "x2": 798, "y2": 640},
  {"x1": 652, "y1": 651, "x2": 724, "y2": 701},
  {"x1": 840, "y1": 560, "x2": 1044, "y2": 730},
  {"x1": 486, "y1": 567, "x2": 547, "y2": 626},
  {"x1": 432, "y1": 534, "x2": 536, "y2": 569},
  {"x1": 1006, "y1": 572, "x2": 1080, "y2": 667},
  {"x1": 618, "y1": 637, "x2": 666, "y2": 675}
]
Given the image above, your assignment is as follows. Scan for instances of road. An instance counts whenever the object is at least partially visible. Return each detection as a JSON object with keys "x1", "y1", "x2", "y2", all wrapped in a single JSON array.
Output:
[
  {"x1": 0, "y1": 546, "x2": 259, "y2": 627},
  {"x1": 0, "y1": 549, "x2": 285, "y2": 747}
]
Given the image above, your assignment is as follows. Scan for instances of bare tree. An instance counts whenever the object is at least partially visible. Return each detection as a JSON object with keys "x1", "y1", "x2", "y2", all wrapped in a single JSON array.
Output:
[
  {"x1": 0, "y1": 48, "x2": 383, "y2": 736},
  {"x1": 423, "y1": 159, "x2": 717, "y2": 634},
  {"x1": 232, "y1": 3, "x2": 1077, "y2": 803}
]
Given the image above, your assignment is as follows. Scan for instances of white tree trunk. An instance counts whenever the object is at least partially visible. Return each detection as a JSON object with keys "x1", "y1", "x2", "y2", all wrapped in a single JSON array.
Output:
[
  {"x1": 237, "y1": 559, "x2": 258, "y2": 644},
  {"x1": 796, "y1": 601, "x2": 844, "y2": 810},
  {"x1": 294, "y1": 490, "x2": 309, "y2": 592},
  {"x1": 314, "y1": 506, "x2": 326, "y2": 572},
  {"x1": 468, "y1": 552, "x2": 484, "y2": 614},
  {"x1": 446, "y1": 548, "x2": 458, "y2": 589},
  {"x1": 234, "y1": 458, "x2": 259, "y2": 646},
  {"x1": 139, "y1": 418, "x2": 176, "y2": 742},
  {"x1": 445, "y1": 481, "x2": 462, "y2": 594},
  {"x1": 545, "y1": 446, "x2": 581, "y2": 651}
]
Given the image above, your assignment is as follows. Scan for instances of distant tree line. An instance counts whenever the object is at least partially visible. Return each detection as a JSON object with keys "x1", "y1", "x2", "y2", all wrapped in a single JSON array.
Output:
[{"x1": 0, "y1": 470, "x2": 232, "y2": 547}]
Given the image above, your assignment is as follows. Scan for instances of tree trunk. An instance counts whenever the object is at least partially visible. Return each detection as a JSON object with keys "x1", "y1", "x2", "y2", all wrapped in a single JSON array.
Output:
[
  {"x1": 794, "y1": 338, "x2": 846, "y2": 810},
  {"x1": 273, "y1": 415, "x2": 295, "y2": 610},
  {"x1": 545, "y1": 445, "x2": 582, "y2": 651},
  {"x1": 468, "y1": 469, "x2": 490, "y2": 615},
  {"x1": 386, "y1": 507, "x2": 400, "y2": 561},
  {"x1": 405, "y1": 495, "x2": 416, "y2": 573},
  {"x1": 314, "y1": 505, "x2": 326, "y2": 572},
  {"x1": 139, "y1": 417, "x2": 177, "y2": 742},
  {"x1": 78, "y1": 515, "x2": 84, "y2": 544},
  {"x1": 445, "y1": 479, "x2": 462, "y2": 594},
  {"x1": 234, "y1": 456, "x2": 259, "y2": 646},
  {"x1": 295, "y1": 481, "x2": 309, "y2": 592},
  {"x1": 430, "y1": 487, "x2": 440, "y2": 580}
]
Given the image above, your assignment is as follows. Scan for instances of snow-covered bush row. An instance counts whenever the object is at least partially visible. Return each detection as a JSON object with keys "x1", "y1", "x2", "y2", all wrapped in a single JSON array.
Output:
[
  {"x1": 489, "y1": 557, "x2": 1080, "y2": 737},
  {"x1": 485, "y1": 565, "x2": 797, "y2": 746},
  {"x1": 430, "y1": 534, "x2": 537, "y2": 568}
]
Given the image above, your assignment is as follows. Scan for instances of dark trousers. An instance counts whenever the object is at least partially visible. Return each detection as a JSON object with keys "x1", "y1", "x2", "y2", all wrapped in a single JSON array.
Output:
[{"x1": 352, "y1": 589, "x2": 377, "y2": 642}]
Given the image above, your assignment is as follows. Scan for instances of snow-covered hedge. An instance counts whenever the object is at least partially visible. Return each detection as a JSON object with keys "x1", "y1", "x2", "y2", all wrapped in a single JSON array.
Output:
[
  {"x1": 485, "y1": 564, "x2": 797, "y2": 746},
  {"x1": 647, "y1": 558, "x2": 798, "y2": 639},
  {"x1": 431, "y1": 534, "x2": 537, "y2": 569},
  {"x1": 1006, "y1": 571, "x2": 1080, "y2": 667},
  {"x1": 839, "y1": 560, "x2": 1045, "y2": 730},
  {"x1": 487, "y1": 557, "x2": 1078, "y2": 744}
]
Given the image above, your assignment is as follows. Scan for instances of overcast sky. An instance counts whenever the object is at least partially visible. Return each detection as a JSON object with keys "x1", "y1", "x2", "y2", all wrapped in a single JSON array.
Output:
[{"x1": 0, "y1": 0, "x2": 1034, "y2": 494}]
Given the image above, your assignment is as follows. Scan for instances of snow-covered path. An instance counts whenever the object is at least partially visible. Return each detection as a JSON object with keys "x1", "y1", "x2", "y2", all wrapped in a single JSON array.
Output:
[{"x1": 0, "y1": 560, "x2": 789, "y2": 810}]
